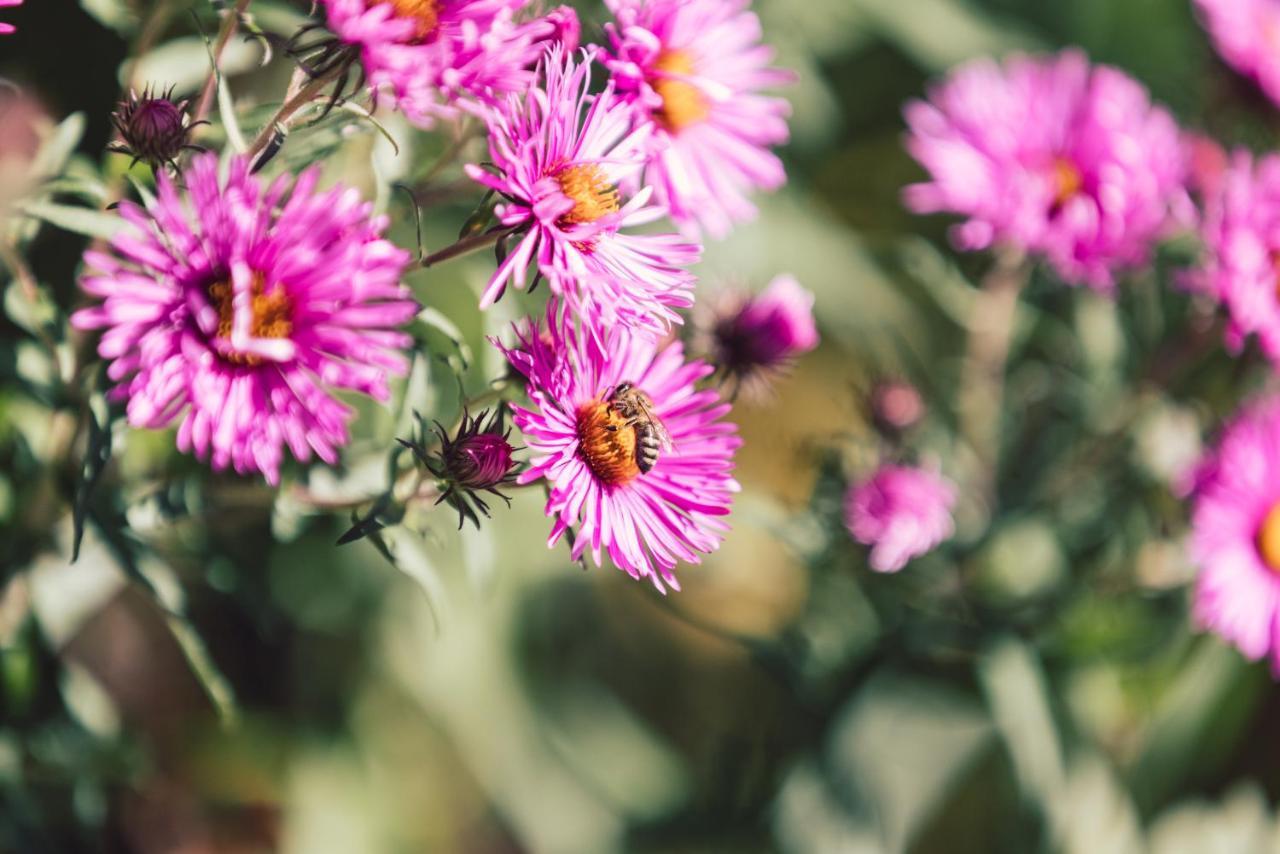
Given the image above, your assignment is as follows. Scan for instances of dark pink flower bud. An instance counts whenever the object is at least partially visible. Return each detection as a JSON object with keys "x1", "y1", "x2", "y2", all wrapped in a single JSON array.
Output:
[
  {"x1": 109, "y1": 85, "x2": 204, "y2": 171},
  {"x1": 444, "y1": 428, "x2": 516, "y2": 490},
  {"x1": 400, "y1": 409, "x2": 521, "y2": 528}
]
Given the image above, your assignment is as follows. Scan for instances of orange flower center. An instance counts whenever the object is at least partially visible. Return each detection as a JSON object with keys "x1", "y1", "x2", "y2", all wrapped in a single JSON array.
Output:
[
  {"x1": 376, "y1": 0, "x2": 441, "y2": 41},
  {"x1": 1258, "y1": 503, "x2": 1280, "y2": 572},
  {"x1": 1051, "y1": 157, "x2": 1083, "y2": 207},
  {"x1": 554, "y1": 164, "x2": 620, "y2": 226},
  {"x1": 652, "y1": 50, "x2": 709, "y2": 132},
  {"x1": 206, "y1": 273, "x2": 293, "y2": 365},
  {"x1": 576, "y1": 400, "x2": 640, "y2": 486}
]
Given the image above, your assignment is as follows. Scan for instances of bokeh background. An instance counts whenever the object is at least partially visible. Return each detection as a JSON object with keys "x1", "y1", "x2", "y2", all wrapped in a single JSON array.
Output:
[{"x1": 4, "y1": 0, "x2": 1280, "y2": 852}]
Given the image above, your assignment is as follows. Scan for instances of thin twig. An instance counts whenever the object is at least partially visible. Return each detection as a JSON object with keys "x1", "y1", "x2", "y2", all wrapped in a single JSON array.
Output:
[
  {"x1": 190, "y1": 0, "x2": 254, "y2": 131},
  {"x1": 244, "y1": 67, "x2": 341, "y2": 163},
  {"x1": 420, "y1": 226, "x2": 515, "y2": 267}
]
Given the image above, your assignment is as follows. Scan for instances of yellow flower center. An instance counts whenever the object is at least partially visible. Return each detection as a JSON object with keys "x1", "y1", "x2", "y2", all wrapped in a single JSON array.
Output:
[
  {"x1": 1051, "y1": 157, "x2": 1083, "y2": 208},
  {"x1": 554, "y1": 164, "x2": 620, "y2": 226},
  {"x1": 1258, "y1": 503, "x2": 1280, "y2": 572},
  {"x1": 206, "y1": 273, "x2": 293, "y2": 365},
  {"x1": 576, "y1": 400, "x2": 640, "y2": 486},
  {"x1": 652, "y1": 50, "x2": 709, "y2": 132},
  {"x1": 376, "y1": 0, "x2": 441, "y2": 42}
]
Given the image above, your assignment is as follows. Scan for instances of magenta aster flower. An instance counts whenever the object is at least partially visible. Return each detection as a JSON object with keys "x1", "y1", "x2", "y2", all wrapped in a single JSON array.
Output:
[
  {"x1": 1189, "y1": 396, "x2": 1280, "y2": 673},
  {"x1": 497, "y1": 304, "x2": 741, "y2": 592},
  {"x1": 1185, "y1": 150, "x2": 1280, "y2": 364},
  {"x1": 1194, "y1": 0, "x2": 1280, "y2": 107},
  {"x1": 602, "y1": 0, "x2": 792, "y2": 239},
  {"x1": 845, "y1": 465, "x2": 956, "y2": 573},
  {"x1": 315, "y1": 0, "x2": 570, "y2": 126},
  {"x1": 466, "y1": 47, "x2": 699, "y2": 338},
  {"x1": 0, "y1": 0, "x2": 19, "y2": 35},
  {"x1": 697, "y1": 274, "x2": 818, "y2": 400},
  {"x1": 72, "y1": 154, "x2": 417, "y2": 485},
  {"x1": 904, "y1": 49, "x2": 1188, "y2": 290}
]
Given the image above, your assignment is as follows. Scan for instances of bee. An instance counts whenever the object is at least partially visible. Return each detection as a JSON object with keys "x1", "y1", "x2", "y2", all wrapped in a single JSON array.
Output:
[{"x1": 607, "y1": 381, "x2": 673, "y2": 474}]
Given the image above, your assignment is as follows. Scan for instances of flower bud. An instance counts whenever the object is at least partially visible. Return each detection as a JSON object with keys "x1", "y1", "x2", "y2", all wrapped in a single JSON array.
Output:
[
  {"x1": 443, "y1": 427, "x2": 516, "y2": 491},
  {"x1": 698, "y1": 274, "x2": 818, "y2": 400},
  {"x1": 400, "y1": 408, "x2": 520, "y2": 529},
  {"x1": 871, "y1": 379, "x2": 924, "y2": 433},
  {"x1": 109, "y1": 85, "x2": 204, "y2": 171}
]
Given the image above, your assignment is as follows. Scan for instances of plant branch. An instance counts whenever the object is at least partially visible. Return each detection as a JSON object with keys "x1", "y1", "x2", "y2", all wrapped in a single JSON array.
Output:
[
  {"x1": 244, "y1": 67, "x2": 342, "y2": 164},
  {"x1": 191, "y1": 0, "x2": 254, "y2": 131},
  {"x1": 420, "y1": 226, "x2": 515, "y2": 268}
]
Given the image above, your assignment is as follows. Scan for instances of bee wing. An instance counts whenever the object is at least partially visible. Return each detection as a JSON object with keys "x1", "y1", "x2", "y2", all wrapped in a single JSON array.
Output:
[{"x1": 642, "y1": 400, "x2": 675, "y2": 451}]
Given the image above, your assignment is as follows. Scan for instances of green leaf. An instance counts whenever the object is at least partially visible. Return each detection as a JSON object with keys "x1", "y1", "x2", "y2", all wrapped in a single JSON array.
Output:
[
  {"x1": 30, "y1": 113, "x2": 86, "y2": 180},
  {"x1": 20, "y1": 200, "x2": 126, "y2": 241}
]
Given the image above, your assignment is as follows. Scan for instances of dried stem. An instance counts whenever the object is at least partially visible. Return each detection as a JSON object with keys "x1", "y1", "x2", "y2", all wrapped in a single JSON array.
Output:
[
  {"x1": 244, "y1": 67, "x2": 342, "y2": 163},
  {"x1": 420, "y1": 226, "x2": 515, "y2": 268},
  {"x1": 190, "y1": 0, "x2": 254, "y2": 131}
]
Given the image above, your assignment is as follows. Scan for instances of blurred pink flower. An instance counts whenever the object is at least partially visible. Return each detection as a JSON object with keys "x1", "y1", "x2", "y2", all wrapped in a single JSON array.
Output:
[
  {"x1": 497, "y1": 303, "x2": 741, "y2": 592},
  {"x1": 72, "y1": 154, "x2": 417, "y2": 484},
  {"x1": 697, "y1": 274, "x2": 818, "y2": 400},
  {"x1": 319, "y1": 0, "x2": 568, "y2": 126},
  {"x1": 845, "y1": 465, "x2": 956, "y2": 573},
  {"x1": 466, "y1": 47, "x2": 699, "y2": 338},
  {"x1": 0, "y1": 0, "x2": 20, "y2": 35},
  {"x1": 1194, "y1": 0, "x2": 1280, "y2": 106},
  {"x1": 904, "y1": 49, "x2": 1188, "y2": 290},
  {"x1": 1189, "y1": 396, "x2": 1280, "y2": 673},
  {"x1": 603, "y1": 0, "x2": 793, "y2": 239},
  {"x1": 1186, "y1": 150, "x2": 1280, "y2": 364}
]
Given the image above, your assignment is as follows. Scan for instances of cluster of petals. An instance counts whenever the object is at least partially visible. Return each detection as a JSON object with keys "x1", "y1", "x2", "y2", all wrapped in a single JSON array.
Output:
[
  {"x1": 602, "y1": 0, "x2": 792, "y2": 239},
  {"x1": 0, "y1": 0, "x2": 19, "y2": 36},
  {"x1": 1193, "y1": 0, "x2": 1280, "y2": 107},
  {"x1": 1188, "y1": 396, "x2": 1280, "y2": 674},
  {"x1": 1186, "y1": 150, "x2": 1280, "y2": 365},
  {"x1": 498, "y1": 303, "x2": 741, "y2": 592},
  {"x1": 320, "y1": 0, "x2": 576, "y2": 126},
  {"x1": 72, "y1": 154, "x2": 417, "y2": 484},
  {"x1": 467, "y1": 46, "x2": 699, "y2": 338},
  {"x1": 904, "y1": 49, "x2": 1188, "y2": 290},
  {"x1": 845, "y1": 465, "x2": 956, "y2": 573}
]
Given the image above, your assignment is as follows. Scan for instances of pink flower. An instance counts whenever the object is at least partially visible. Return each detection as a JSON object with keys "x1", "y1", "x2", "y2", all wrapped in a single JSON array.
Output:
[
  {"x1": 1186, "y1": 150, "x2": 1280, "y2": 364},
  {"x1": 697, "y1": 274, "x2": 818, "y2": 399},
  {"x1": 318, "y1": 0, "x2": 568, "y2": 126},
  {"x1": 845, "y1": 465, "x2": 956, "y2": 573},
  {"x1": 0, "y1": 0, "x2": 19, "y2": 35},
  {"x1": 72, "y1": 154, "x2": 417, "y2": 484},
  {"x1": 904, "y1": 49, "x2": 1188, "y2": 290},
  {"x1": 466, "y1": 47, "x2": 699, "y2": 339},
  {"x1": 602, "y1": 0, "x2": 792, "y2": 239},
  {"x1": 1194, "y1": 0, "x2": 1280, "y2": 107},
  {"x1": 497, "y1": 303, "x2": 741, "y2": 592},
  {"x1": 1189, "y1": 396, "x2": 1280, "y2": 673}
]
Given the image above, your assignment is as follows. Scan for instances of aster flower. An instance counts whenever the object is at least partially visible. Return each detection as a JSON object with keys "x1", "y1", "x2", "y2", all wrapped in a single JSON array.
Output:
[
  {"x1": 602, "y1": 0, "x2": 793, "y2": 239},
  {"x1": 1194, "y1": 0, "x2": 1280, "y2": 107},
  {"x1": 1189, "y1": 396, "x2": 1280, "y2": 673},
  {"x1": 497, "y1": 303, "x2": 741, "y2": 592},
  {"x1": 0, "y1": 0, "x2": 20, "y2": 35},
  {"x1": 1185, "y1": 150, "x2": 1280, "y2": 364},
  {"x1": 466, "y1": 47, "x2": 699, "y2": 338},
  {"x1": 696, "y1": 274, "x2": 817, "y2": 400},
  {"x1": 845, "y1": 465, "x2": 956, "y2": 573},
  {"x1": 903, "y1": 49, "x2": 1188, "y2": 290},
  {"x1": 309, "y1": 0, "x2": 573, "y2": 126},
  {"x1": 399, "y1": 408, "x2": 520, "y2": 528},
  {"x1": 109, "y1": 85, "x2": 205, "y2": 172},
  {"x1": 72, "y1": 154, "x2": 417, "y2": 484}
]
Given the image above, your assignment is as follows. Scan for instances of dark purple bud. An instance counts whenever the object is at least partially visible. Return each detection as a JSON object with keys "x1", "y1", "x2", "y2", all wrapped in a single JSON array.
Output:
[
  {"x1": 110, "y1": 85, "x2": 202, "y2": 170},
  {"x1": 444, "y1": 429, "x2": 516, "y2": 490}
]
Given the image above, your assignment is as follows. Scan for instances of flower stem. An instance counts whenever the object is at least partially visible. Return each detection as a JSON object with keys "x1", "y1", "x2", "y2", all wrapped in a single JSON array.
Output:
[
  {"x1": 245, "y1": 68, "x2": 341, "y2": 164},
  {"x1": 420, "y1": 227, "x2": 515, "y2": 268},
  {"x1": 958, "y1": 247, "x2": 1028, "y2": 508}
]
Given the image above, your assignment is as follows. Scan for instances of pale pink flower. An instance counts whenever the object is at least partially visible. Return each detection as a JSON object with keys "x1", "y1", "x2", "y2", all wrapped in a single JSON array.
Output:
[
  {"x1": 1194, "y1": 0, "x2": 1280, "y2": 106},
  {"x1": 845, "y1": 465, "x2": 956, "y2": 573}
]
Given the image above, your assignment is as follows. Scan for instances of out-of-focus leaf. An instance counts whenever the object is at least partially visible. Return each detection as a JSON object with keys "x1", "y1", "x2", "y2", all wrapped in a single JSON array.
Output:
[
  {"x1": 1056, "y1": 756, "x2": 1144, "y2": 854},
  {"x1": 414, "y1": 306, "x2": 473, "y2": 370},
  {"x1": 1148, "y1": 785, "x2": 1280, "y2": 854},
  {"x1": 979, "y1": 638, "x2": 1064, "y2": 809},
  {"x1": 20, "y1": 200, "x2": 126, "y2": 241},
  {"x1": 124, "y1": 36, "x2": 262, "y2": 94},
  {"x1": 30, "y1": 112, "x2": 86, "y2": 180},
  {"x1": 73, "y1": 392, "x2": 115, "y2": 563},
  {"x1": 217, "y1": 69, "x2": 248, "y2": 153}
]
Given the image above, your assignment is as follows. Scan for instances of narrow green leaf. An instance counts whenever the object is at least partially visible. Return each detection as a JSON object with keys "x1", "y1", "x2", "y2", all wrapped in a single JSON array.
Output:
[{"x1": 20, "y1": 200, "x2": 126, "y2": 241}]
